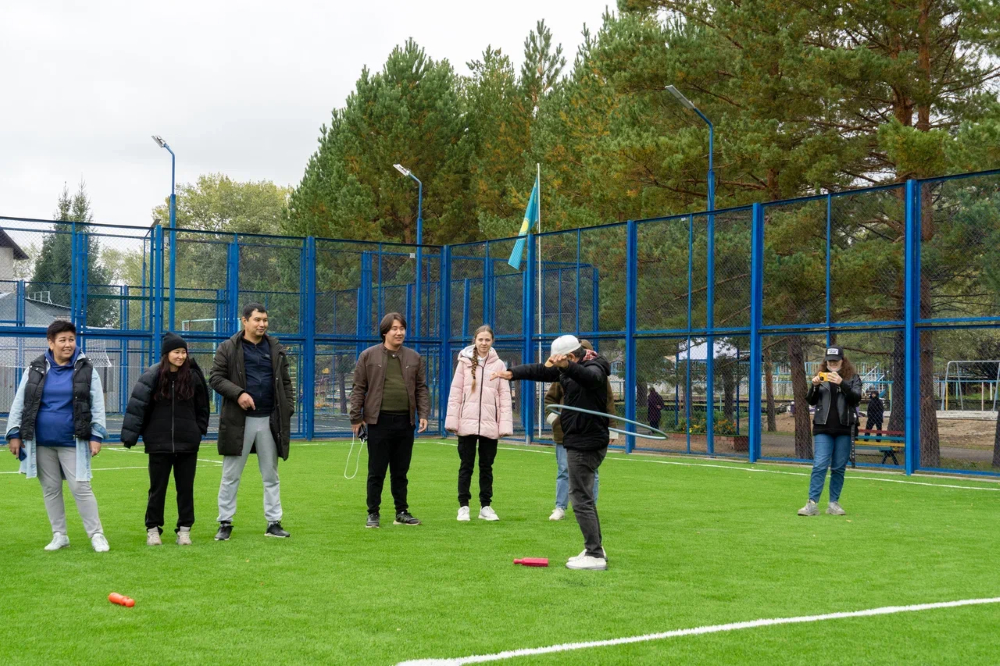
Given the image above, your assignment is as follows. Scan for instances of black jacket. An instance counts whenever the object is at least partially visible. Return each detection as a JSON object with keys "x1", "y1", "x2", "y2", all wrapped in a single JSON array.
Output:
[
  {"x1": 866, "y1": 396, "x2": 884, "y2": 423},
  {"x1": 17, "y1": 353, "x2": 95, "y2": 442},
  {"x1": 806, "y1": 374, "x2": 863, "y2": 429},
  {"x1": 121, "y1": 360, "x2": 210, "y2": 453},
  {"x1": 511, "y1": 355, "x2": 612, "y2": 451},
  {"x1": 210, "y1": 332, "x2": 294, "y2": 460}
]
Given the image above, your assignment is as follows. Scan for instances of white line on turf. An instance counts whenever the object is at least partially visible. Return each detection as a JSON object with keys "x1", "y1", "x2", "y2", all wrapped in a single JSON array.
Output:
[{"x1": 395, "y1": 597, "x2": 1000, "y2": 665}]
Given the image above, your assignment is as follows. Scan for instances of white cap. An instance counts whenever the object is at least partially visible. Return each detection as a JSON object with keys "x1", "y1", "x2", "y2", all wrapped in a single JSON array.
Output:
[{"x1": 551, "y1": 334, "x2": 581, "y2": 357}]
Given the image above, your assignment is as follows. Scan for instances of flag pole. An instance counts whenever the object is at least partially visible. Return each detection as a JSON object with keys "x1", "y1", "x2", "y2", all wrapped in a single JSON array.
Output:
[{"x1": 536, "y1": 162, "x2": 543, "y2": 440}]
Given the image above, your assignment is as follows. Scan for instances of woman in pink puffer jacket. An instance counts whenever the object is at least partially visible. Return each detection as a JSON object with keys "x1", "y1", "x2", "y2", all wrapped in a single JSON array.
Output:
[{"x1": 445, "y1": 325, "x2": 513, "y2": 522}]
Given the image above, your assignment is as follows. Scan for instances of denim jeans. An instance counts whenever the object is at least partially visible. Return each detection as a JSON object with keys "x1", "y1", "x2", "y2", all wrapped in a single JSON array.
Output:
[
  {"x1": 809, "y1": 433, "x2": 852, "y2": 502},
  {"x1": 555, "y1": 443, "x2": 599, "y2": 510}
]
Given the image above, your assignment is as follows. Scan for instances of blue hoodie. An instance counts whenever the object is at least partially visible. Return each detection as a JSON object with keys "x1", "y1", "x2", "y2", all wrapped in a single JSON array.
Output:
[{"x1": 35, "y1": 348, "x2": 82, "y2": 447}]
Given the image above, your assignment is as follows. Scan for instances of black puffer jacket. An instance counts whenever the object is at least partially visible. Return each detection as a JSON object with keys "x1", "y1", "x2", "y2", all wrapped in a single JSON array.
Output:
[
  {"x1": 510, "y1": 355, "x2": 612, "y2": 451},
  {"x1": 806, "y1": 374, "x2": 863, "y2": 429},
  {"x1": 121, "y1": 360, "x2": 210, "y2": 453}
]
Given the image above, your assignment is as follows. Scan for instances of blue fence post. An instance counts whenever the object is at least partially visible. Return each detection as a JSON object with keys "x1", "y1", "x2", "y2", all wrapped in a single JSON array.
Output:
[
  {"x1": 625, "y1": 219, "x2": 638, "y2": 453},
  {"x1": 226, "y1": 235, "x2": 240, "y2": 336},
  {"x1": 15, "y1": 279, "x2": 25, "y2": 327},
  {"x1": 706, "y1": 210, "x2": 715, "y2": 455},
  {"x1": 151, "y1": 225, "x2": 164, "y2": 365},
  {"x1": 303, "y1": 237, "x2": 317, "y2": 440},
  {"x1": 591, "y1": 267, "x2": 599, "y2": 333},
  {"x1": 484, "y1": 243, "x2": 493, "y2": 330},
  {"x1": 440, "y1": 244, "x2": 452, "y2": 437},
  {"x1": 748, "y1": 203, "x2": 765, "y2": 463},
  {"x1": 575, "y1": 229, "x2": 582, "y2": 336},
  {"x1": 524, "y1": 232, "x2": 537, "y2": 443},
  {"x1": 462, "y1": 279, "x2": 470, "y2": 339},
  {"x1": 904, "y1": 180, "x2": 920, "y2": 475}
]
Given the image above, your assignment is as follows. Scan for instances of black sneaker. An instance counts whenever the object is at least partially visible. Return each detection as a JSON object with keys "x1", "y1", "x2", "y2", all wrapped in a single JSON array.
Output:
[
  {"x1": 394, "y1": 511, "x2": 421, "y2": 526},
  {"x1": 265, "y1": 522, "x2": 290, "y2": 538},
  {"x1": 366, "y1": 513, "x2": 380, "y2": 529},
  {"x1": 214, "y1": 522, "x2": 233, "y2": 541}
]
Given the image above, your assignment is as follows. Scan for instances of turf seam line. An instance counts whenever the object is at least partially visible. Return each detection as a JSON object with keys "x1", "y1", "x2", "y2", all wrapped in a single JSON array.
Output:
[{"x1": 396, "y1": 597, "x2": 1000, "y2": 665}]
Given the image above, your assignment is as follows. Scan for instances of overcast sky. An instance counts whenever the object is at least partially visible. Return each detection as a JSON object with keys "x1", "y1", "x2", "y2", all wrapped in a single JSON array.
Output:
[{"x1": 0, "y1": 0, "x2": 611, "y2": 229}]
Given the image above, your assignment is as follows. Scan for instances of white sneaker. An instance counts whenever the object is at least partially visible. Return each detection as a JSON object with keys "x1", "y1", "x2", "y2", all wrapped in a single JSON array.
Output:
[
  {"x1": 91, "y1": 533, "x2": 110, "y2": 553},
  {"x1": 570, "y1": 547, "x2": 608, "y2": 562},
  {"x1": 176, "y1": 527, "x2": 192, "y2": 546},
  {"x1": 549, "y1": 507, "x2": 566, "y2": 521},
  {"x1": 797, "y1": 500, "x2": 819, "y2": 516},
  {"x1": 566, "y1": 555, "x2": 607, "y2": 571},
  {"x1": 147, "y1": 528, "x2": 162, "y2": 546},
  {"x1": 478, "y1": 506, "x2": 500, "y2": 521},
  {"x1": 457, "y1": 506, "x2": 471, "y2": 522},
  {"x1": 44, "y1": 533, "x2": 70, "y2": 551},
  {"x1": 827, "y1": 502, "x2": 846, "y2": 516}
]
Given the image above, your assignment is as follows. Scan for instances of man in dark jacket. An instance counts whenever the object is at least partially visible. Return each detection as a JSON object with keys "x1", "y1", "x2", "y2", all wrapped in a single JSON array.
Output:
[
  {"x1": 210, "y1": 303, "x2": 294, "y2": 541},
  {"x1": 351, "y1": 313, "x2": 429, "y2": 529},
  {"x1": 865, "y1": 388, "x2": 885, "y2": 442},
  {"x1": 495, "y1": 334, "x2": 611, "y2": 571}
]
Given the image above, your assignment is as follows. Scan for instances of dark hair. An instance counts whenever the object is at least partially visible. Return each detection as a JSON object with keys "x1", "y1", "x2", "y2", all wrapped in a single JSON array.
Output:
[
  {"x1": 819, "y1": 356, "x2": 856, "y2": 380},
  {"x1": 242, "y1": 302, "x2": 267, "y2": 320},
  {"x1": 46, "y1": 320, "x2": 76, "y2": 341},
  {"x1": 380, "y1": 312, "x2": 407, "y2": 342},
  {"x1": 156, "y1": 354, "x2": 195, "y2": 402}
]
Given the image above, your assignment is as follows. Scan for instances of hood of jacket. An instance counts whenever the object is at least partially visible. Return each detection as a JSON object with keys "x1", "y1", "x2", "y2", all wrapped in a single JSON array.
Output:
[{"x1": 457, "y1": 345, "x2": 500, "y2": 368}]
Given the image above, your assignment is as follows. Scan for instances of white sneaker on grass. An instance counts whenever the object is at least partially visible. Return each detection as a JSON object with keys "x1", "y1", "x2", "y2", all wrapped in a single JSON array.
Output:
[
  {"x1": 549, "y1": 507, "x2": 566, "y2": 521},
  {"x1": 91, "y1": 533, "x2": 110, "y2": 553},
  {"x1": 44, "y1": 533, "x2": 70, "y2": 551},
  {"x1": 457, "y1": 506, "x2": 470, "y2": 522},
  {"x1": 176, "y1": 527, "x2": 192, "y2": 546},
  {"x1": 478, "y1": 506, "x2": 499, "y2": 521},
  {"x1": 566, "y1": 555, "x2": 607, "y2": 571},
  {"x1": 797, "y1": 500, "x2": 819, "y2": 516},
  {"x1": 570, "y1": 547, "x2": 608, "y2": 562},
  {"x1": 827, "y1": 502, "x2": 846, "y2": 516},
  {"x1": 147, "y1": 528, "x2": 162, "y2": 546}
]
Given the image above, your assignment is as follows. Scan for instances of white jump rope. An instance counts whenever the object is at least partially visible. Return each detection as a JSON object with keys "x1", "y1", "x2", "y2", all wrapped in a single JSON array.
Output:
[{"x1": 344, "y1": 424, "x2": 367, "y2": 480}]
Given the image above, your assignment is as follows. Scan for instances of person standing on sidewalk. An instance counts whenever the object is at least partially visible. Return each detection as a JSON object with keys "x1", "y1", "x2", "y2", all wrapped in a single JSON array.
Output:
[
  {"x1": 494, "y1": 335, "x2": 612, "y2": 571},
  {"x1": 445, "y1": 325, "x2": 513, "y2": 522},
  {"x1": 5, "y1": 320, "x2": 110, "y2": 552},
  {"x1": 351, "y1": 313, "x2": 429, "y2": 529},
  {"x1": 210, "y1": 303, "x2": 294, "y2": 541},
  {"x1": 121, "y1": 333, "x2": 210, "y2": 546},
  {"x1": 544, "y1": 339, "x2": 612, "y2": 522}
]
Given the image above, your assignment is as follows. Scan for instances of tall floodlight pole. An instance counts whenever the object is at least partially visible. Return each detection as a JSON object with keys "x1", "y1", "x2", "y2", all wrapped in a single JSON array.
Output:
[
  {"x1": 665, "y1": 85, "x2": 716, "y2": 450},
  {"x1": 152, "y1": 135, "x2": 177, "y2": 333},
  {"x1": 394, "y1": 164, "x2": 423, "y2": 342}
]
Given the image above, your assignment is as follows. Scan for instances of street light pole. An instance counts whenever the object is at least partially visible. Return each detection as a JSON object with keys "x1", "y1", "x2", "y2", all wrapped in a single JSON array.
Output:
[
  {"x1": 152, "y1": 135, "x2": 177, "y2": 333},
  {"x1": 665, "y1": 85, "x2": 717, "y2": 451},
  {"x1": 394, "y1": 164, "x2": 423, "y2": 340}
]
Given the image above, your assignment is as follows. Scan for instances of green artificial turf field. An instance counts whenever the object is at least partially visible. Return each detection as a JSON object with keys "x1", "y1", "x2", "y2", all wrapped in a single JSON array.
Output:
[{"x1": 2, "y1": 439, "x2": 999, "y2": 665}]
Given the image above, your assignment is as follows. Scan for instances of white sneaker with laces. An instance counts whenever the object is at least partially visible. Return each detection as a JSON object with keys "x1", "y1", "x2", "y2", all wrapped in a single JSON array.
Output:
[
  {"x1": 566, "y1": 555, "x2": 607, "y2": 571},
  {"x1": 478, "y1": 506, "x2": 500, "y2": 521},
  {"x1": 827, "y1": 502, "x2": 846, "y2": 516},
  {"x1": 91, "y1": 533, "x2": 110, "y2": 553},
  {"x1": 570, "y1": 547, "x2": 608, "y2": 563},
  {"x1": 44, "y1": 533, "x2": 70, "y2": 551},
  {"x1": 147, "y1": 528, "x2": 162, "y2": 546},
  {"x1": 457, "y1": 506, "x2": 470, "y2": 522},
  {"x1": 176, "y1": 527, "x2": 192, "y2": 546},
  {"x1": 797, "y1": 500, "x2": 819, "y2": 516},
  {"x1": 549, "y1": 507, "x2": 566, "y2": 521}
]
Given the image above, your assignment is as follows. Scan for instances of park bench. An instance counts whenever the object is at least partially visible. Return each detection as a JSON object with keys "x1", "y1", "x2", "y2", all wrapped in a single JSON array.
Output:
[{"x1": 851, "y1": 429, "x2": 905, "y2": 466}]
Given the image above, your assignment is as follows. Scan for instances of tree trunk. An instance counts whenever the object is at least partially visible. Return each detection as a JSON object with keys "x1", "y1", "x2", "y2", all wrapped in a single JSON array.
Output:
[
  {"x1": 765, "y1": 348, "x2": 777, "y2": 432},
  {"x1": 337, "y1": 355, "x2": 349, "y2": 415},
  {"x1": 787, "y1": 335, "x2": 813, "y2": 459},
  {"x1": 918, "y1": 189, "x2": 940, "y2": 467},
  {"x1": 889, "y1": 331, "x2": 906, "y2": 434}
]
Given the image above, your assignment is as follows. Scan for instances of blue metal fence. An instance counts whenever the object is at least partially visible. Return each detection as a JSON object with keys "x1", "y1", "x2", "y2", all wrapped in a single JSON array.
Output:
[{"x1": 3, "y1": 170, "x2": 1000, "y2": 475}]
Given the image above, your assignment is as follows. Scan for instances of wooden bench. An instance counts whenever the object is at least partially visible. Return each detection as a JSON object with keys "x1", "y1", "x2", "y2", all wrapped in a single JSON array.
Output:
[{"x1": 851, "y1": 429, "x2": 905, "y2": 466}]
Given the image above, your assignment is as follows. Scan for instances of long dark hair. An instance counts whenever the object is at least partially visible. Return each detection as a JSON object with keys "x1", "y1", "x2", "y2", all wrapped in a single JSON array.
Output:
[{"x1": 156, "y1": 355, "x2": 196, "y2": 401}]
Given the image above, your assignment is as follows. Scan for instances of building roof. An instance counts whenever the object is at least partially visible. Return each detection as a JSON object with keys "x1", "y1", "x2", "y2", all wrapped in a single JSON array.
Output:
[
  {"x1": 0, "y1": 227, "x2": 28, "y2": 260},
  {"x1": 0, "y1": 293, "x2": 72, "y2": 327}
]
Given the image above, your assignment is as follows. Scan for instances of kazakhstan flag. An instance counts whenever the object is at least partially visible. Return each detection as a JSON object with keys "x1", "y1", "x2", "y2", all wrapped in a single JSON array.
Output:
[{"x1": 507, "y1": 175, "x2": 539, "y2": 270}]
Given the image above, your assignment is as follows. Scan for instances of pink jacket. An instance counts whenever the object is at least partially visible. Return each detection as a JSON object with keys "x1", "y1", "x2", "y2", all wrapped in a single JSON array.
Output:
[{"x1": 445, "y1": 346, "x2": 513, "y2": 439}]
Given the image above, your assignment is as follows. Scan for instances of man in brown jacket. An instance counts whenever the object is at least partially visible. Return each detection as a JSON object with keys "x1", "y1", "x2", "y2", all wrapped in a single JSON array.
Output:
[
  {"x1": 544, "y1": 340, "x2": 615, "y2": 521},
  {"x1": 351, "y1": 313, "x2": 429, "y2": 529}
]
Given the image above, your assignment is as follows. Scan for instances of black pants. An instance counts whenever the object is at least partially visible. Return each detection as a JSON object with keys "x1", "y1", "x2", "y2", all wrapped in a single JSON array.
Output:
[
  {"x1": 567, "y1": 446, "x2": 607, "y2": 558},
  {"x1": 457, "y1": 435, "x2": 498, "y2": 507},
  {"x1": 649, "y1": 413, "x2": 661, "y2": 430},
  {"x1": 145, "y1": 452, "x2": 197, "y2": 533},
  {"x1": 366, "y1": 413, "x2": 415, "y2": 515},
  {"x1": 865, "y1": 418, "x2": 883, "y2": 442}
]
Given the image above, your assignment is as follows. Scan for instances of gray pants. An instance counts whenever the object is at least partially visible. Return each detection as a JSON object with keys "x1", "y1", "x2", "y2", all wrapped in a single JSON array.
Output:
[
  {"x1": 567, "y1": 447, "x2": 607, "y2": 558},
  {"x1": 36, "y1": 446, "x2": 103, "y2": 537},
  {"x1": 217, "y1": 416, "x2": 282, "y2": 523}
]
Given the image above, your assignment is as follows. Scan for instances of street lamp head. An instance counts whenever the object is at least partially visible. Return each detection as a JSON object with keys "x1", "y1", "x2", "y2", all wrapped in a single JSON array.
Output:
[
  {"x1": 665, "y1": 85, "x2": 696, "y2": 110},
  {"x1": 393, "y1": 163, "x2": 412, "y2": 177},
  {"x1": 152, "y1": 135, "x2": 168, "y2": 149}
]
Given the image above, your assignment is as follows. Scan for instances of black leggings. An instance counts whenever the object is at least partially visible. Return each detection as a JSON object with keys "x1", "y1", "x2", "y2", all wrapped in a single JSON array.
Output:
[{"x1": 457, "y1": 435, "x2": 498, "y2": 507}]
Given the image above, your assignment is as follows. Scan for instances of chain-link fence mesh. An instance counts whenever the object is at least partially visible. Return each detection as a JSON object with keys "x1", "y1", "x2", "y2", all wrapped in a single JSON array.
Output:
[{"x1": 762, "y1": 198, "x2": 828, "y2": 327}]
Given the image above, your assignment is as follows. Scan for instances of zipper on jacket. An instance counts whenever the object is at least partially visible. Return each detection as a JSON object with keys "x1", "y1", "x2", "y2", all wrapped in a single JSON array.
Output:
[
  {"x1": 477, "y1": 361, "x2": 485, "y2": 436},
  {"x1": 171, "y1": 381, "x2": 175, "y2": 454}
]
